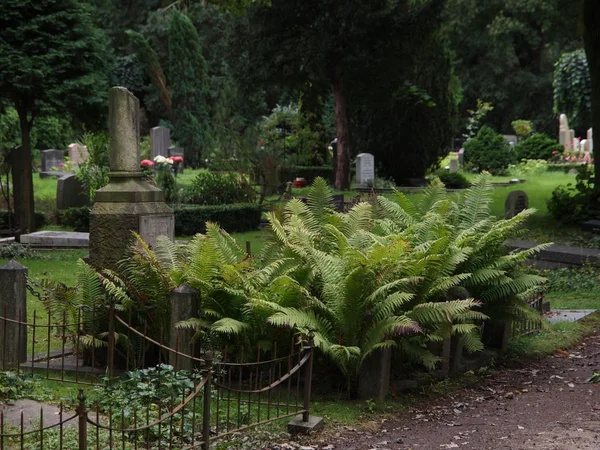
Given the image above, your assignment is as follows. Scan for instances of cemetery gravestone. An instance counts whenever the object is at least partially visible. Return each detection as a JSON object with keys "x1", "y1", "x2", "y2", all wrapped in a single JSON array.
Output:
[
  {"x1": 570, "y1": 129, "x2": 576, "y2": 149},
  {"x1": 40, "y1": 149, "x2": 64, "y2": 172},
  {"x1": 559, "y1": 114, "x2": 571, "y2": 148},
  {"x1": 355, "y1": 153, "x2": 375, "y2": 186},
  {"x1": 449, "y1": 159, "x2": 458, "y2": 173},
  {"x1": 503, "y1": 135, "x2": 518, "y2": 147},
  {"x1": 150, "y1": 126, "x2": 170, "y2": 159},
  {"x1": 504, "y1": 190, "x2": 529, "y2": 219},
  {"x1": 168, "y1": 145, "x2": 184, "y2": 174},
  {"x1": 458, "y1": 148, "x2": 465, "y2": 167},
  {"x1": 56, "y1": 174, "x2": 90, "y2": 210},
  {"x1": 574, "y1": 137, "x2": 581, "y2": 151},
  {"x1": 331, "y1": 194, "x2": 344, "y2": 212},
  {"x1": 588, "y1": 128, "x2": 594, "y2": 151},
  {"x1": 68, "y1": 143, "x2": 90, "y2": 168},
  {"x1": 90, "y1": 87, "x2": 174, "y2": 271}
]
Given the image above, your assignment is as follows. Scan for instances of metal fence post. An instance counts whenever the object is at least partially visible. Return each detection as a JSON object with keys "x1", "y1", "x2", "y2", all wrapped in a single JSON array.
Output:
[
  {"x1": 302, "y1": 330, "x2": 315, "y2": 422},
  {"x1": 202, "y1": 350, "x2": 213, "y2": 450},
  {"x1": 107, "y1": 303, "x2": 115, "y2": 378},
  {"x1": 77, "y1": 389, "x2": 87, "y2": 450}
]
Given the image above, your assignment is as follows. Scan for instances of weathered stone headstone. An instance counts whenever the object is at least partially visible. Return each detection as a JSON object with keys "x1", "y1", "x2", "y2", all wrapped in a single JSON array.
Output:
[
  {"x1": 449, "y1": 159, "x2": 458, "y2": 173},
  {"x1": 569, "y1": 129, "x2": 576, "y2": 149},
  {"x1": 574, "y1": 137, "x2": 581, "y2": 151},
  {"x1": 331, "y1": 194, "x2": 344, "y2": 212},
  {"x1": 150, "y1": 126, "x2": 170, "y2": 159},
  {"x1": 68, "y1": 143, "x2": 90, "y2": 168},
  {"x1": 168, "y1": 145, "x2": 184, "y2": 174},
  {"x1": 40, "y1": 149, "x2": 64, "y2": 172},
  {"x1": 503, "y1": 135, "x2": 518, "y2": 147},
  {"x1": 90, "y1": 87, "x2": 174, "y2": 270},
  {"x1": 587, "y1": 128, "x2": 594, "y2": 152},
  {"x1": 504, "y1": 190, "x2": 529, "y2": 219},
  {"x1": 581, "y1": 139, "x2": 589, "y2": 152},
  {"x1": 0, "y1": 261, "x2": 27, "y2": 366},
  {"x1": 169, "y1": 283, "x2": 201, "y2": 372},
  {"x1": 56, "y1": 174, "x2": 90, "y2": 210},
  {"x1": 355, "y1": 153, "x2": 375, "y2": 186},
  {"x1": 458, "y1": 148, "x2": 465, "y2": 166},
  {"x1": 358, "y1": 348, "x2": 391, "y2": 400},
  {"x1": 559, "y1": 114, "x2": 570, "y2": 148}
]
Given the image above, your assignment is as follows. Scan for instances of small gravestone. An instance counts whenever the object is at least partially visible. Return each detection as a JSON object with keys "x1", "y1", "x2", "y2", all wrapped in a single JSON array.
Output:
[
  {"x1": 503, "y1": 135, "x2": 518, "y2": 147},
  {"x1": 68, "y1": 143, "x2": 90, "y2": 168},
  {"x1": 458, "y1": 148, "x2": 465, "y2": 166},
  {"x1": 559, "y1": 114, "x2": 570, "y2": 148},
  {"x1": 355, "y1": 153, "x2": 375, "y2": 186},
  {"x1": 570, "y1": 129, "x2": 576, "y2": 148},
  {"x1": 168, "y1": 145, "x2": 184, "y2": 174},
  {"x1": 40, "y1": 149, "x2": 64, "y2": 172},
  {"x1": 449, "y1": 159, "x2": 458, "y2": 173},
  {"x1": 150, "y1": 126, "x2": 170, "y2": 159},
  {"x1": 574, "y1": 137, "x2": 581, "y2": 151},
  {"x1": 56, "y1": 174, "x2": 90, "y2": 210},
  {"x1": 587, "y1": 128, "x2": 593, "y2": 151},
  {"x1": 504, "y1": 190, "x2": 529, "y2": 219}
]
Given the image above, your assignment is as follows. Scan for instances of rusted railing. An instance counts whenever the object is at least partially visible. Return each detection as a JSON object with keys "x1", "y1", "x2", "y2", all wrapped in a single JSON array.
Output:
[{"x1": 0, "y1": 306, "x2": 316, "y2": 449}]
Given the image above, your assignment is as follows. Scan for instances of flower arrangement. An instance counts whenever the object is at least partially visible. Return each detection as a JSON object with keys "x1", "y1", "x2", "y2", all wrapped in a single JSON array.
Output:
[
  {"x1": 153, "y1": 155, "x2": 173, "y2": 166},
  {"x1": 140, "y1": 159, "x2": 154, "y2": 167}
]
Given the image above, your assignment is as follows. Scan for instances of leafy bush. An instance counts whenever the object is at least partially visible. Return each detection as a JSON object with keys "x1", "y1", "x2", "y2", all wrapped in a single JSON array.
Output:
[
  {"x1": 511, "y1": 120, "x2": 533, "y2": 138},
  {"x1": 553, "y1": 50, "x2": 592, "y2": 132},
  {"x1": 0, "y1": 371, "x2": 37, "y2": 401},
  {"x1": 435, "y1": 171, "x2": 471, "y2": 189},
  {"x1": 547, "y1": 163, "x2": 586, "y2": 173},
  {"x1": 0, "y1": 242, "x2": 44, "y2": 259},
  {"x1": 155, "y1": 167, "x2": 177, "y2": 203},
  {"x1": 515, "y1": 133, "x2": 563, "y2": 161},
  {"x1": 507, "y1": 159, "x2": 549, "y2": 177},
  {"x1": 174, "y1": 204, "x2": 262, "y2": 235},
  {"x1": 0, "y1": 210, "x2": 46, "y2": 230},
  {"x1": 58, "y1": 206, "x2": 91, "y2": 232},
  {"x1": 463, "y1": 125, "x2": 516, "y2": 174},
  {"x1": 181, "y1": 171, "x2": 255, "y2": 205},
  {"x1": 76, "y1": 132, "x2": 110, "y2": 201},
  {"x1": 547, "y1": 166, "x2": 600, "y2": 224},
  {"x1": 279, "y1": 165, "x2": 334, "y2": 183}
]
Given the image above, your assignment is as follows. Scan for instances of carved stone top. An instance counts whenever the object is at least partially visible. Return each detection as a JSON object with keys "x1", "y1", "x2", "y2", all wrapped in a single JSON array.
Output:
[{"x1": 109, "y1": 87, "x2": 141, "y2": 175}]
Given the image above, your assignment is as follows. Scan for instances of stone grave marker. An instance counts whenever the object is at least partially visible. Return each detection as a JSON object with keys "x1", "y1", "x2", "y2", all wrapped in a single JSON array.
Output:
[
  {"x1": 449, "y1": 159, "x2": 458, "y2": 173},
  {"x1": 559, "y1": 114, "x2": 570, "y2": 148},
  {"x1": 570, "y1": 129, "x2": 576, "y2": 148},
  {"x1": 90, "y1": 87, "x2": 174, "y2": 271},
  {"x1": 150, "y1": 126, "x2": 170, "y2": 159},
  {"x1": 331, "y1": 194, "x2": 344, "y2": 212},
  {"x1": 504, "y1": 190, "x2": 529, "y2": 219},
  {"x1": 168, "y1": 145, "x2": 184, "y2": 174},
  {"x1": 503, "y1": 135, "x2": 518, "y2": 147},
  {"x1": 40, "y1": 149, "x2": 64, "y2": 172},
  {"x1": 587, "y1": 128, "x2": 593, "y2": 151},
  {"x1": 68, "y1": 143, "x2": 90, "y2": 168},
  {"x1": 355, "y1": 153, "x2": 375, "y2": 186},
  {"x1": 574, "y1": 137, "x2": 581, "y2": 151},
  {"x1": 56, "y1": 174, "x2": 90, "y2": 210},
  {"x1": 458, "y1": 148, "x2": 465, "y2": 166},
  {"x1": 581, "y1": 139, "x2": 589, "y2": 152}
]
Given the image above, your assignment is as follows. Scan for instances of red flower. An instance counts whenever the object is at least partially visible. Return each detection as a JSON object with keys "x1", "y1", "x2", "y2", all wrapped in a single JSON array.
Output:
[
  {"x1": 552, "y1": 150, "x2": 559, "y2": 155},
  {"x1": 140, "y1": 160, "x2": 154, "y2": 167},
  {"x1": 169, "y1": 156, "x2": 184, "y2": 163}
]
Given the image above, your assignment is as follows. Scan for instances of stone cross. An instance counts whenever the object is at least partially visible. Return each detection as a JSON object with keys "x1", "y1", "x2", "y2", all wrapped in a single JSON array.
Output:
[{"x1": 559, "y1": 114, "x2": 570, "y2": 148}]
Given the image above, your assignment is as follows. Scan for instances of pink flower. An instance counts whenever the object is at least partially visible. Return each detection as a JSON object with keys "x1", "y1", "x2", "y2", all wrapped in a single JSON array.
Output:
[
  {"x1": 552, "y1": 150, "x2": 559, "y2": 155},
  {"x1": 140, "y1": 160, "x2": 154, "y2": 167},
  {"x1": 169, "y1": 156, "x2": 184, "y2": 163}
]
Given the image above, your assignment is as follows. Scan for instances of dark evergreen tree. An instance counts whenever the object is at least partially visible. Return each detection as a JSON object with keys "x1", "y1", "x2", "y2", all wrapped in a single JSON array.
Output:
[{"x1": 0, "y1": 0, "x2": 110, "y2": 232}]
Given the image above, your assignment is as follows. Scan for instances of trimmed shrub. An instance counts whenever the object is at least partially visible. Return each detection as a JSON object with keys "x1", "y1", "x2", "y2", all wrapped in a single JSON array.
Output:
[
  {"x1": 174, "y1": 204, "x2": 262, "y2": 236},
  {"x1": 547, "y1": 166, "x2": 600, "y2": 224},
  {"x1": 181, "y1": 171, "x2": 255, "y2": 205},
  {"x1": 279, "y1": 166, "x2": 334, "y2": 184},
  {"x1": 463, "y1": 125, "x2": 516, "y2": 174},
  {"x1": 0, "y1": 211, "x2": 46, "y2": 230},
  {"x1": 515, "y1": 133, "x2": 563, "y2": 161},
  {"x1": 435, "y1": 171, "x2": 470, "y2": 189},
  {"x1": 58, "y1": 206, "x2": 91, "y2": 232}
]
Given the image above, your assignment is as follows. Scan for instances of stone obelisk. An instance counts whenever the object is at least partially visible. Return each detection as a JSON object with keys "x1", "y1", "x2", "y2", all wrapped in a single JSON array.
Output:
[{"x1": 89, "y1": 87, "x2": 174, "y2": 270}]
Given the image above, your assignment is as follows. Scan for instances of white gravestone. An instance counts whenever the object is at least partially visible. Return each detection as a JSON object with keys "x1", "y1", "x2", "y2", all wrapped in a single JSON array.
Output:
[
  {"x1": 68, "y1": 143, "x2": 90, "y2": 168},
  {"x1": 139, "y1": 215, "x2": 175, "y2": 250},
  {"x1": 570, "y1": 130, "x2": 576, "y2": 149},
  {"x1": 581, "y1": 139, "x2": 589, "y2": 152},
  {"x1": 449, "y1": 159, "x2": 458, "y2": 173},
  {"x1": 356, "y1": 153, "x2": 375, "y2": 186},
  {"x1": 150, "y1": 126, "x2": 170, "y2": 159},
  {"x1": 559, "y1": 114, "x2": 570, "y2": 148},
  {"x1": 588, "y1": 128, "x2": 594, "y2": 152},
  {"x1": 574, "y1": 137, "x2": 581, "y2": 151}
]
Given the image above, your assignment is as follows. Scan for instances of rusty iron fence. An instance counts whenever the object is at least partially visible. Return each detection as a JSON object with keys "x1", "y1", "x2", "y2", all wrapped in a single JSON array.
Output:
[
  {"x1": 0, "y1": 305, "x2": 316, "y2": 449},
  {"x1": 511, "y1": 290, "x2": 546, "y2": 337}
]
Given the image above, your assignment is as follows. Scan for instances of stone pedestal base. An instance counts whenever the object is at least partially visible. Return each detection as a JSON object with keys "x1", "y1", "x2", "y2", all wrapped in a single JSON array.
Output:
[{"x1": 287, "y1": 414, "x2": 324, "y2": 435}]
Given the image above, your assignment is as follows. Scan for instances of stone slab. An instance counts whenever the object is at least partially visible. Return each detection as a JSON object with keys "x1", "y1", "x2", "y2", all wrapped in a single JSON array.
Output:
[
  {"x1": 581, "y1": 220, "x2": 600, "y2": 234},
  {"x1": 20, "y1": 231, "x2": 89, "y2": 247},
  {"x1": 287, "y1": 414, "x2": 324, "y2": 435},
  {"x1": 507, "y1": 239, "x2": 600, "y2": 268},
  {"x1": 546, "y1": 309, "x2": 597, "y2": 324},
  {"x1": 139, "y1": 214, "x2": 175, "y2": 249}
]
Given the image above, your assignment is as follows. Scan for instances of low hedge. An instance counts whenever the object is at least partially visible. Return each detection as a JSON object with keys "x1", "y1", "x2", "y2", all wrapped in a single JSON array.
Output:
[
  {"x1": 0, "y1": 210, "x2": 46, "y2": 230},
  {"x1": 279, "y1": 166, "x2": 334, "y2": 183},
  {"x1": 174, "y1": 203, "x2": 262, "y2": 236},
  {"x1": 58, "y1": 206, "x2": 91, "y2": 232},
  {"x1": 547, "y1": 163, "x2": 587, "y2": 173}
]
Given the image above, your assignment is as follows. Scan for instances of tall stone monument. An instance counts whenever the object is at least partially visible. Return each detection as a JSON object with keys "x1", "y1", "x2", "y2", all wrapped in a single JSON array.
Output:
[
  {"x1": 559, "y1": 114, "x2": 570, "y2": 148},
  {"x1": 90, "y1": 87, "x2": 174, "y2": 270}
]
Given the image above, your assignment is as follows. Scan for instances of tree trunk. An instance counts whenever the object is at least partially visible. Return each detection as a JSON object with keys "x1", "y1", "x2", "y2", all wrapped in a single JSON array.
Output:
[
  {"x1": 583, "y1": 0, "x2": 600, "y2": 189},
  {"x1": 333, "y1": 62, "x2": 350, "y2": 190},
  {"x1": 12, "y1": 108, "x2": 36, "y2": 235}
]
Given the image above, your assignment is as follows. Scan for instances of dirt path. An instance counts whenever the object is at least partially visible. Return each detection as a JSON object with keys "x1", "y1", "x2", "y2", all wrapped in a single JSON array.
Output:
[{"x1": 299, "y1": 333, "x2": 600, "y2": 450}]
